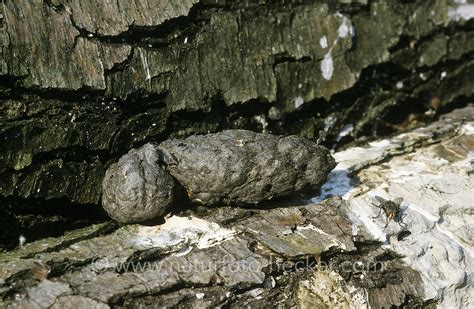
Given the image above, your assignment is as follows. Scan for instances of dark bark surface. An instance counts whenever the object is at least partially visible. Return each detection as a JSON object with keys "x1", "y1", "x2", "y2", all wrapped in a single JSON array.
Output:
[
  {"x1": 0, "y1": 198, "x2": 429, "y2": 308},
  {"x1": 1, "y1": 0, "x2": 473, "y2": 211},
  {"x1": 0, "y1": 0, "x2": 473, "y2": 307},
  {"x1": 1, "y1": 104, "x2": 473, "y2": 307}
]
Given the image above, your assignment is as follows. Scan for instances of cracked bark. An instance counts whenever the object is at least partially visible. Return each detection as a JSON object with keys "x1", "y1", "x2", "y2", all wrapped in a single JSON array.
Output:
[
  {"x1": 0, "y1": 0, "x2": 473, "y2": 307},
  {"x1": 1, "y1": 0, "x2": 473, "y2": 207},
  {"x1": 2, "y1": 106, "x2": 473, "y2": 307}
]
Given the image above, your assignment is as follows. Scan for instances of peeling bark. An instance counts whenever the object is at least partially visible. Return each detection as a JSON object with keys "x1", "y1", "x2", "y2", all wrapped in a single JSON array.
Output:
[
  {"x1": 1, "y1": 0, "x2": 473, "y2": 209},
  {"x1": 0, "y1": 0, "x2": 473, "y2": 306},
  {"x1": 1, "y1": 106, "x2": 473, "y2": 307}
]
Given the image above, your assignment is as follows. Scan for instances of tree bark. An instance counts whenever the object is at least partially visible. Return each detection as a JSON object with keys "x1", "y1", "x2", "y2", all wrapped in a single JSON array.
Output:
[
  {"x1": 0, "y1": 0, "x2": 473, "y2": 306},
  {"x1": 1, "y1": 0, "x2": 473, "y2": 207},
  {"x1": 1, "y1": 105, "x2": 473, "y2": 307}
]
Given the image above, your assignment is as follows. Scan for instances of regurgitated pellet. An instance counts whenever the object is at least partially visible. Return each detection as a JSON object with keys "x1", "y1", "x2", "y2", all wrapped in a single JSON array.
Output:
[{"x1": 102, "y1": 130, "x2": 336, "y2": 223}]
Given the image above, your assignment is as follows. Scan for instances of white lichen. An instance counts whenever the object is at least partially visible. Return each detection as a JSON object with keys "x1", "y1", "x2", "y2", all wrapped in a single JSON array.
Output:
[
  {"x1": 253, "y1": 115, "x2": 268, "y2": 132},
  {"x1": 337, "y1": 19, "x2": 350, "y2": 38},
  {"x1": 319, "y1": 13, "x2": 352, "y2": 81},
  {"x1": 448, "y1": 3, "x2": 474, "y2": 21},
  {"x1": 132, "y1": 216, "x2": 237, "y2": 250},
  {"x1": 19, "y1": 235, "x2": 26, "y2": 247},
  {"x1": 320, "y1": 36, "x2": 328, "y2": 49},
  {"x1": 336, "y1": 124, "x2": 354, "y2": 142},
  {"x1": 321, "y1": 52, "x2": 334, "y2": 81},
  {"x1": 294, "y1": 96, "x2": 304, "y2": 110},
  {"x1": 323, "y1": 115, "x2": 336, "y2": 132}
]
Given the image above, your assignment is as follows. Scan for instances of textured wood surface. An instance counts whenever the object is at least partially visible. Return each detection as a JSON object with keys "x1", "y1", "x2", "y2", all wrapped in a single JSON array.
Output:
[{"x1": 2, "y1": 105, "x2": 472, "y2": 307}]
